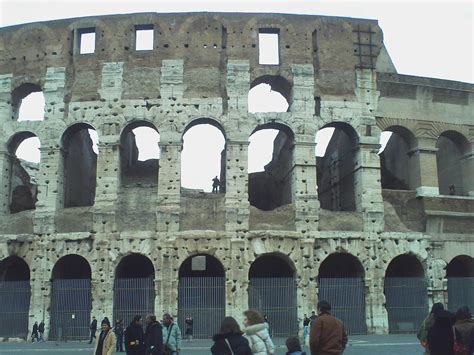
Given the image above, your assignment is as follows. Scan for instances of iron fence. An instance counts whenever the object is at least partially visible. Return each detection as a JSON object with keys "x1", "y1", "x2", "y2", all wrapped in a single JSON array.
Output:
[
  {"x1": 318, "y1": 277, "x2": 367, "y2": 335},
  {"x1": 384, "y1": 277, "x2": 428, "y2": 333},
  {"x1": 178, "y1": 277, "x2": 225, "y2": 339},
  {"x1": 248, "y1": 277, "x2": 298, "y2": 337},
  {"x1": 113, "y1": 277, "x2": 154, "y2": 327},
  {"x1": 447, "y1": 277, "x2": 474, "y2": 313},
  {"x1": 0, "y1": 281, "x2": 31, "y2": 338},
  {"x1": 49, "y1": 279, "x2": 92, "y2": 341}
]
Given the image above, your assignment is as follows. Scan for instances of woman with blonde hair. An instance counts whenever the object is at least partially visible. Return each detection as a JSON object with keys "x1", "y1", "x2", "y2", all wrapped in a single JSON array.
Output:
[{"x1": 242, "y1": 310, "x2": 274, "y2": 355}]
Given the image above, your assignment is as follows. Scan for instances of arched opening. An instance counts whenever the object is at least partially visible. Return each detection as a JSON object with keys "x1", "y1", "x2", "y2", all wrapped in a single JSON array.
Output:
[
  {"x1": 248, "y1": 75, "x2": 291, "y2": 113},
  {"x1": 384, "y1": 254, "x2": 427, "y2": 333},
  {"x1": 113, "y1": 254, "x2": 155, "y2": 327},
  {"x1": 49, "y1": 255, "x2": 92, "y2": 340},
  {"x1": 248, "y1": 124, "x2": 294, "y2": 211},
  {"x1": 0, "y1": 256, "x2": 31, "y2": 338},
  {"x1": 436, "y1": 131, "x2": 471, "y2": 196},
  {"x1": 181, "y1": 119, "x2": 226, "y2": 194},
  {"x1": 120, "y1": 121, "x2": 160, "y2": 186},
  {"x1": 178, "y1": 254, "x2": 225, "y2": 339},
  {"x1": 318, "y1": 253, "x2": 366, "y2": 334},
  {"x1": 11, "y1": 83, "x2": 45, "y2": 121},
  {"x1": 379, "y1": 126, "x2": 417, "y2": 190},
  {"x1": 248, "y1": 254, "x2": 297, "y2": 337},
  {"x1": 7, "y1": 132, "x2": 40, "y2": 213},
  {"x1": 446, "y1": 255, "x2": 474, "y2": 312},
  {"x1": 316, "y1": 123, "x2": 357, "y2": 211},
  {"x1": 62, "y1": 123, "x2": 98, "y2": 207}
]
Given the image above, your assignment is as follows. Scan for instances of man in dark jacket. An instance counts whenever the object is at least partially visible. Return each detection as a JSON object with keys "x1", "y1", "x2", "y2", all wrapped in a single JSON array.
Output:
[
  {"x1": 125, "y1": 315, "x2": 146, "y2": 355},
  {"x1": 309, "y1": 300, "x2": 348, "y2": 355},
  {"x1": 89, "y1": 317, "x2": 98, "y2": 344},
  {"x1": 114, "y1": 319, "x2": 124, "y2": 352},
  {"x1": 145, "y1": 314, "x2": 163, "y2": 355}
]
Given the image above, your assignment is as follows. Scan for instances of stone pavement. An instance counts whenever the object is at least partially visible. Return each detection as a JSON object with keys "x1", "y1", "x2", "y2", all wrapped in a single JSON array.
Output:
[{"x1": 0, "y1": 334, "x2": 424, "y2": 354}]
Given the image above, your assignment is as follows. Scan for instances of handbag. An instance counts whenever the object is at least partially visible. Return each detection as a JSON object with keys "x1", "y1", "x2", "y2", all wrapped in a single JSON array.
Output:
[
  {"x1": 452, "y1": 326, "x2": 466, "y2": 355},
  {"x1": 163, "y1": 323, "x2": 174, "y2": 355},
  {"x1": 224, "y1": 338, "x2": 234, "y2": 355}
]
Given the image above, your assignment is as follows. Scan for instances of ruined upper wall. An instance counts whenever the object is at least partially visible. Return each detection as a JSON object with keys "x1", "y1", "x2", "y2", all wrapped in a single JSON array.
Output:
[{"x1": 0, "y1": 12, "x2": 383, "y2": 100}]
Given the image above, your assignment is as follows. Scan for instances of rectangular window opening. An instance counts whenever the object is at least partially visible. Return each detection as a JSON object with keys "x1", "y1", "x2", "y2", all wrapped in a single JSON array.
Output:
[
  {"x1": 259, "y1": 29, "x2": 279, "y2": 65},
  {"x1": 78, "y1": 28, "x2": 96, "y2": 54},
  {"x1": 135, "y1": 25, "x2": 154, "y2": 51}
]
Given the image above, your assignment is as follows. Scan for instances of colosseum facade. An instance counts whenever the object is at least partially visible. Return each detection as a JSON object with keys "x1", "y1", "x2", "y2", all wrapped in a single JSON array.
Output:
[{"x1": 0, "y1": 12, "x2": 473, "y2": 340}]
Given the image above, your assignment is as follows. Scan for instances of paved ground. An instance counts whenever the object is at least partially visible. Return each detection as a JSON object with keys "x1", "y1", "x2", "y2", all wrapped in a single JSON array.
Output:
[{"x1": 0, "y1": 334, "x2": 423, "y2": 354}]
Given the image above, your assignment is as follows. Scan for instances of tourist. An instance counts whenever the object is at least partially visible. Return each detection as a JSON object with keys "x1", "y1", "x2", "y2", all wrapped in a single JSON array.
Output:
[
  {"x1": 31, "y1": 321, "x2": 39, "y2": 343},
  {"x1": 417, "y1": 302, "x2": 444, "y2": 353},
  {"x1": 93, "y1": 317, "x2": 115, "y2": 355},
  {"x1": 309, "y1": 311, "x2": 317, "y2": 324},
  {"x1": 303, "y1": 314, "x2": 311, "y2": 342},
  {"x1": 454, "y1": 306, "x2": 474, "y2": 353},
  {"x1": 211, "y1": 316, "x2": 252, "y2": 354},
  {"x1": 38, "y1": 321, "x2": 45, "y2": 342},
  {"x1": 125, "y1": 315, "x2": 145, "y2": 355},
  {"x1": 285, "y1": 336, "x2": 307, "y2": 355},
  {"x1": 212, "y1": 176, "x2": 220, "y2": 193},
  {"x1": 114, "y1": 319, "x2": 124, "y2": 352},
  {"x1": 185, "y1": 315, "x2": 193, "y2": 342},
  {"x1": 162, "y1": 313, "x2": 182, "y2": 355},
  {"x1": 309, "y1": 300, "x2": 347, "y2": 355},
  {"x1": 242, "y1": 309, "x2": 275, "y2": 355},
  {"x1": 89, "y1": 316, "x2": 98, "y2": 344},
  {"x1": 144, "y1": 314, "x2": 163, "y2": 355},
  {"x1": 427, "y1": 309, "x2": 459, "y2": 355}
]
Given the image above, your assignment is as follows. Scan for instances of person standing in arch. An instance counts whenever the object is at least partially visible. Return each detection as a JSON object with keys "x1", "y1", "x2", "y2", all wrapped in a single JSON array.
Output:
[
  {"x1": 212, "y1": 176, "x2": 220, "y2": 193},
  {"x1": 89, "y1": 316, "x2": 98, "y2": 344},
  {"x1": 185, "y1": 315, "x2": 193, "y2": 342}
]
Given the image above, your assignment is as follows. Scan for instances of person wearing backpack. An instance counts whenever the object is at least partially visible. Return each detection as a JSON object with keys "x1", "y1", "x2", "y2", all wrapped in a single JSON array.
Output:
[{"x1": 211, "y1": 317, "x2": 252, "y2": 355}]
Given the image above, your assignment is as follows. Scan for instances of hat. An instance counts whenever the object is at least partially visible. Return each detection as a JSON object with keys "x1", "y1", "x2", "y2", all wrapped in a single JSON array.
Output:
[{"x1": 101, "y1": 317, "x2": 111, "y2": 327}]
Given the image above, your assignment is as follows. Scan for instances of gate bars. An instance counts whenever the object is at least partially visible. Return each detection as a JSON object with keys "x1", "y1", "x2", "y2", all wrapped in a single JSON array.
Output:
[{"x1": 0, "y1": 281, "x2": 30, "y2": 338}]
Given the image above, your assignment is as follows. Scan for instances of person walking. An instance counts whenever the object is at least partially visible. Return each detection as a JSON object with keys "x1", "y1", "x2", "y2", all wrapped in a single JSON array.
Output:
[
  {"x1": 454, "y1": 306, "x2": 474, "y2": 354},
  {"x1": 242, "y1": 309, "x2": 275, "y2": 355},
  {"x1": 303, "y1": 314, "x2": 311, "y2": 342},
  {"x1": 285, "y1": 337, "x2": 307, "y2": 355},
  {"x1": 309, "y1": 300, "x2": 348, "y2": 355},
  {"x1": 38, "y1": 321, "x2": 45, "y2": 342},
  {"x1": 211, "y1": 316, "x2": 252, "y2": 355},
  {"x1": 427, "y1": 309, "x2": 459, "y2": 355},
  {"x1": 417, "y1": 302, "x2": 444, "y2": 353},
  {"x1": 162, "y1": 314, "x2": 182, "y2": 355},
  {"x1": 31, "y1": 321, "x2": 39, "y2": 343},
  {"x1": 125, "y1": 315, "x2": 145, "y2": 355},
  {"x1": 184, "y1": 316, "x2": 193, "y2": 342},
  {"x1": 93, "y1": 318, "x2": 116, "y2": 355},
  {"x1": 90, "y1": 317, "x2": 98, "y2": 344},
  {"x1": 114, "y1": 319, "x2": 124, "y2": 352},
  {"x1": 144, "y1": 314, "x2": 163, "y2": 355}
]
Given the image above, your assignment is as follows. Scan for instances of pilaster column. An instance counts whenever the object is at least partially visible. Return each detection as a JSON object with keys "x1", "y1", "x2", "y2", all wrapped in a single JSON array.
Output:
[
  {"x1": 227, "y1": 239, "x2": 248, "y2": 320},
  {"x1": 0, "y1": 150, "x2": 11, "y2": 214},
  {"x1": 461, "y1": 150, "x2": 474, "y2": 196},
  {"x1": 410, "y1": 137, "x2": 439, "y2": 197}
]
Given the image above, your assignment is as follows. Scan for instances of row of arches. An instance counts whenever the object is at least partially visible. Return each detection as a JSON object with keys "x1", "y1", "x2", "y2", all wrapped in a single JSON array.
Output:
[
  {"x1": 1, "y1": 253, "x2": 473, "y2": 339},
  {"x1": 8, "y1": 118, "x2": 472, "y2": 214}
]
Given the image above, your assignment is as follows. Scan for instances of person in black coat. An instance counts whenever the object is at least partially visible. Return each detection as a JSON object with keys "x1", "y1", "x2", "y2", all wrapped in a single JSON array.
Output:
[
  {"x1": 89, "y1": 317, "x2": 98, "y2": 344},
  {"x1": 427, "y1": 309, "x2": 460, "y2": 355},
  {"x1": 211, "y1": 316, "x2": 252, "y2": 355},
  {"x1": 125, "y1": 315, "x2": 146, "y2": 355},
  {"x1": 145, "y1": 314, "x2": 163, "y2": 355},
  {"x1": 31, "y1": 321, "x2": 39, "y2": 343}
]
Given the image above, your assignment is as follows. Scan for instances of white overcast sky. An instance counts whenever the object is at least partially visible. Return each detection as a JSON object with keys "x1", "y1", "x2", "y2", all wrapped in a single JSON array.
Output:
[{"x1": 3, "y1": 0, "x2": 473, "y2": 191}]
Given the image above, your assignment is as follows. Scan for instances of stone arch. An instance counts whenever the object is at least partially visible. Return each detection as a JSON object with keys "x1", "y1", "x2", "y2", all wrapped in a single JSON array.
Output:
[
  {"x1": 6, "y1": 131, "x2": 40, "y2": 214},
  {"x1": 384, "y1": 253, "x2": 428, "y2": 333},
  {"x1": 316, "y1": 122, "x2": 358, "y2": 211},
  {"x1": 0, "y1": 256, "x2": 31, "y2": 339},
  {"x1": 248, "y1": 122, "x2": 295, "y2": 211},
  {"x1": 380, "y1": 125, "x2": 418, "y2": 190},
  {"x1": 11, "y1": 83, "x2": 44, "y2": 121},
  {"x1": 436, "y1": 130, "x2": 471, "y2": 196},
  {"x1": 49, "y1": 254, "x2": 92, "y2": 340},
  {"x1": 446, "y1": 255, "x2": 474, "y2": 312},
  {"x1": 120, "y1": 120, "x2": 160, "y2": 186},
  {"x1": 61, "y1": 123, "x2": 98, "y2": 208},
  {"x1": 178, "y1": 254, "x2": 225, "y2": 338},
  {"x1": 318, "y1": 252, "x2": 367, "y2": 334},
  {"x1": 249, "y1": 75, "x2": 292, "y2": 112},
  {"x1": 248, "y1": 253, "x2": 298, "y2": 336},
  {"x1": 181, "y1": 117, "x2": 227, "y2": 193}
]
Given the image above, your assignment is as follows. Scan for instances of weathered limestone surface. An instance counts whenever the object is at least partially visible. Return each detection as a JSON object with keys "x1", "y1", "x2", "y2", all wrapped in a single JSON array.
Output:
[{"x1": 0, "y1": 12, "x2": 473, "y2": 340}]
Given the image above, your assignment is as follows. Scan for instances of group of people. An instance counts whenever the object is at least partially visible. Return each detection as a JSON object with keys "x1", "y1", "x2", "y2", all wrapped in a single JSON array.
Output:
[
  {"x1": 31, "y1": 321, "x2": 45, "y2": 343},
  {"x1": 417, "y1": 304, "x2": 474, "y2": 355}
]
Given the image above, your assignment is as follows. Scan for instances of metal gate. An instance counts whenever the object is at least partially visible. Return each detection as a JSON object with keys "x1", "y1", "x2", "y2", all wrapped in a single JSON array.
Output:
[
  {"x1": 49, "y1": 279, "x2": 91, "y2": 340},
  {"x1": 178, "y1": 277, "x2": 225, "y2": 339},
  {"x1": 0, "y1": 281, "x2": 31, "y2": 338},
  {"x1": 318, "y1": 278, "x2": 367, "y2": 335},
  {"x1": 448, "y1": 277, "x2": 474, "y2": 312},
  {"x1": 384, "y1": 277, "x2": 428, "y2": 333},
  {"x1": 113, "y1": 277, "x2": 154, "y2": 326},
  {"x1": 248, "y1": 277, "x2": 298, "y2": 337}
]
